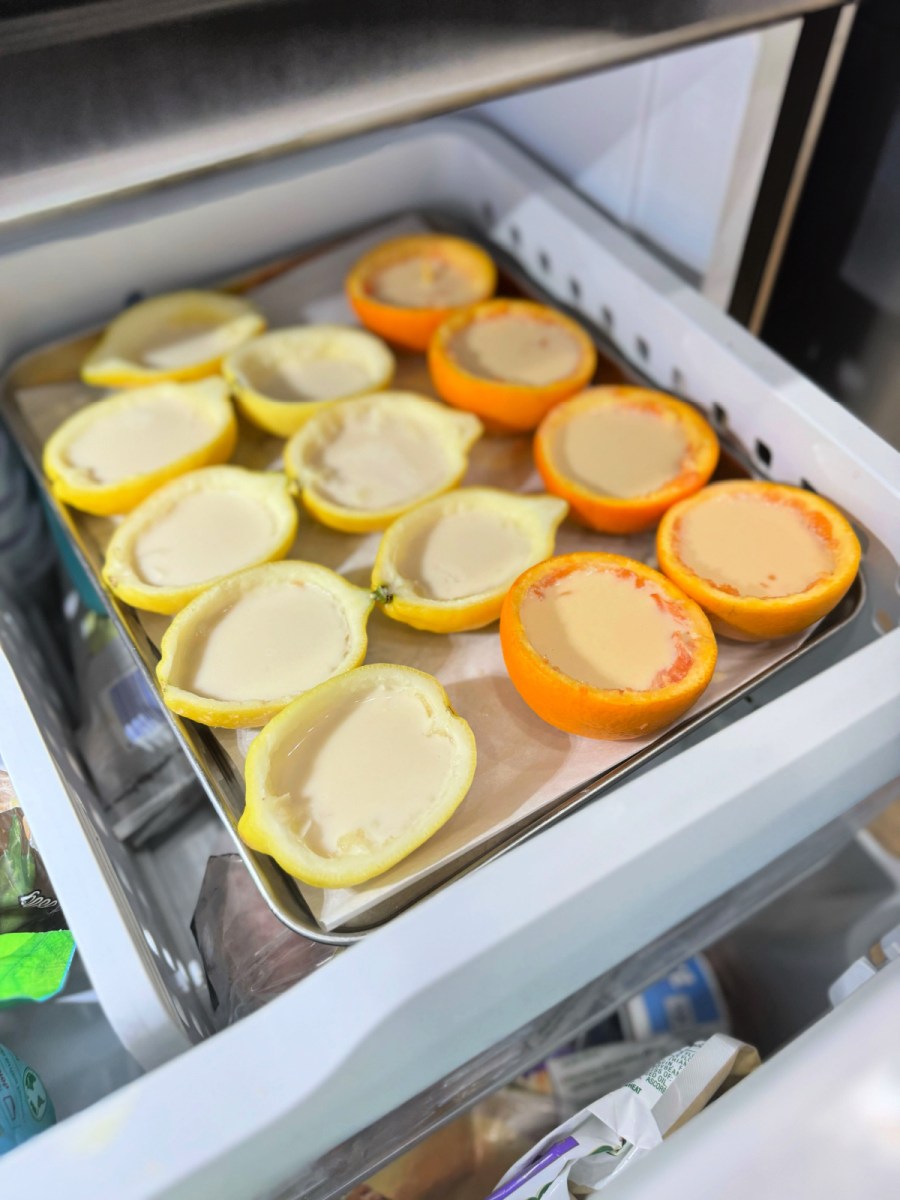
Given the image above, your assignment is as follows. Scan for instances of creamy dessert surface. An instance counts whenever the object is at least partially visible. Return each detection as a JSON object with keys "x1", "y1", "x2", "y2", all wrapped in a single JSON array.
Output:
[
  {"x1": 677, "y1": 494, "x2": 834, "y2": 597},
  {"x1": 241, "y1": 355, "x2": 372, "y2": 403},
  {"x1": 305, "y1": 408, "x2": 452, "y2": 509},
  {"x1": 173, "y1": 582, "x2": 351, "y2": 701},
  {"x1": 522, "y1": 568, "x2": 683, "y2": 690},
  {"x1": 450, "y1": 315, "x2": 582, "y2": 386},
  {"x1": 553, "y1": 405, "x2": 688, "y2": 497},
  {"x1": 371, "y1": 257, "x2": 481, "y2": 309},
  {"x1": 65, "y1": 395, "x2": 216, "y2": 483},
  {"x1": 133, "y1": 491, "x2": 277, "y2": 586},
  {"x1": 139, "y1": 319, "x2": 239, "y2": 370},
  {"x1": 394, "y1": 509, "x2": 533, "y2": 600},
  {"x1": 269, "y1": 684, "x2": 456, "y2": 857}
]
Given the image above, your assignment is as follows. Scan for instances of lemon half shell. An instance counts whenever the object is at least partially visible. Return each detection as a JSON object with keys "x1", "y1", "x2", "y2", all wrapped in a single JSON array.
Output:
[
  {"x1": 222, "y1": 325, "x2": 395, "y2": 437},
  {"x1": 240, "y1": 663, "x2": 476, "y2": 887},
  {"x1": 373, "y1": 487, "x2": 568, "y2": 632},
  {"x1": 157, "y1": 561, "x2": 374, "y2": 728},
  {"x1": 103, "y1": 465, "x2": 298, "y2": 614},
  {"x1": 284, "y1": 391, "x2": 483, "y2": 532},
  {"x1": 82, "y1": 291, "x2": 265, "y2": 388},
  {"x1": 43, "y1": 378, "x2": 237, "y2": 515}
]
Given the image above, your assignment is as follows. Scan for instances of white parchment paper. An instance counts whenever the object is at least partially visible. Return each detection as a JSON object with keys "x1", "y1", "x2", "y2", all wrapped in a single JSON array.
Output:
[{"x1": 15, "y1": 217, "x2": 813, "y2": 932}]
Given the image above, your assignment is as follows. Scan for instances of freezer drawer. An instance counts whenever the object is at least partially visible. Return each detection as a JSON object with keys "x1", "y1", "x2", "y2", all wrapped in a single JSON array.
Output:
[
  {"x1": 0, "y1": 116, "x2": 898, "y2": 1195},
  {"x1": 605, "y1": 956, "x2": 900, "y2": 1199}
]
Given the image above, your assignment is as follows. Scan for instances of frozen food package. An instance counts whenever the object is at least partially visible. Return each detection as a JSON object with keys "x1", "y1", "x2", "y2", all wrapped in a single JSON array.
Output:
[
  {"x1": 0, "y1": 930, "x2": 76, "y2": 1005},
  {"x1": 547, "y1": 1035, "x2": 684, "y2": 1117},
  {"x1": 618, "y1": 954, "x2": 728, "y2": 1042},
  {"x1": 0, "y1": 1042, "x2": 56, "y2": 1155},
  {"x1": 486, "y1": 1034, "x2": 760, "y2": 1199},
  {"x1": 64, "y1": 591, "x2": 203, "y2": 845},
  {"x1": 0, "y1": 765, "x2": 63, "y2": 935},
  {"x1": 191, "y1": 855, "x2": 337, "y2": 1028}
]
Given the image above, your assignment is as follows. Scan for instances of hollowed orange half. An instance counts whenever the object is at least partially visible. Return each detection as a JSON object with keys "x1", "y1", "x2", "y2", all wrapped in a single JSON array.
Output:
[
  {"x1": 535, "y1": 386, "x2": 719, "y2": 534},
  {"x1": 657, "y1": 480, "x2": 861, "y2": 640},
  {"x1": 346, "y1": 234, "x2": 497, "y2": 351},
  {"x1": 500, "y1": 552, "x2": 717, "y2": 740},
  {"x1": 428, "y1": 299, "x2": 597, "y2": 433}
]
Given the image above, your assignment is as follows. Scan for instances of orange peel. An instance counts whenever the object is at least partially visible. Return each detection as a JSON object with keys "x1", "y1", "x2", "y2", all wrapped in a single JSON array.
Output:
[
  {"x1": 657, "y1": 480, "x2": 861, "y2": 640},
  {"x1": 428, "y1": 299, "x2": 597, "y2": 433},
  {"x1": 346, "y1": 233, "x2": 497, "y2": 351},
  {"x1": 500, "y1": 551, "x2": 717, "y2": 740},
  {"x1": 535, "y1": 386, "x2": 719, "y2": 534}
]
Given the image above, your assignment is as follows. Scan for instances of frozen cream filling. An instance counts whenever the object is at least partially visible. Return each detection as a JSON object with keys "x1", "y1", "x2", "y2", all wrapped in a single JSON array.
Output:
[
  {"x1": 139, "y1": 319, "x2": 239, "y2": 370},
  {"x1": 371, "y1": 256, "x2": 481, "y2": 308},
  {"x1": 175, "y1": 583, "x2": 351, "y2": 702},
  {"x1": 553, "y1": 405, "x2": 688, "y2": 497},
  {"x1": 522, "y1": 568, "x2": 680, "y2": 690},
  {"x1": 270, "y1": 684, "x2": 456, "y2": 857},
  {"x1": 450, "y1": 315, "x2": 582, "y2": 386},
  {"x1": 133, "y1": 491, "x2": 277, "y2": 587},
  {"x1": 395, "y1": 509, "x2": 533, "y2": 601},
  {"x1": 306, "y1": 410, "x2": 452, "y2": 510},
  {"x1": 65, "y1": 396, "x2": 215, "y2": 483},
  {"x1": 677, "y1": 494, "x2": 834, "y2": 598},
  {"x1": 241, "y1": 355, "x2": 373, "y2": 404}
]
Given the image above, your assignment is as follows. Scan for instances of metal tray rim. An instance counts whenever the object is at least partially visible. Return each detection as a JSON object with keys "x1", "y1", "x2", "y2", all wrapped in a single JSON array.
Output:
[{"x1": 0, "y1": 211, "x2": 867, "y2": 945}]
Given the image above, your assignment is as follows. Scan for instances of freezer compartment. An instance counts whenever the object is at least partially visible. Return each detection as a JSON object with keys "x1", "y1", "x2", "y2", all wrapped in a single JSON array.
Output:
[
  {"x1": 296, "y1": 825, "x2": 900, "y2": 1200},
  {"x1": 4, "y1": 789, "x2": 900, "y2": 1198},
  {"x1": 0, "y1": 118, "x2": 898, "y2": 1091},
  {"x1": 1, "y1": 210, "x2": 867, "y2": 944}
]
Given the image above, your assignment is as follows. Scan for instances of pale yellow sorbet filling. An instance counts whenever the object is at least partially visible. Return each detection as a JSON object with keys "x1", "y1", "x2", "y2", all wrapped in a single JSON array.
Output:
[
  {"x1": 396, "y1": 510, "x2": 532, "y2": 600},
  {"x1": 678, "y1": 494, "x2": 834, "y2": 598},
  {"x1": 65, "y1": 396, "x2": 215, "y2": 483},
  {"x1": 176, "y1": 583, "x2": 350, "y2": 702},
  {"x1": 553, "y1": 405, "x2": 688, "y2": 497},
  {"x1": 270, "y1": 684, "x2": 456, "y2": 857},
  {"x1": 133, "y1": 491, "x2": 277, "y2": 587},
  {"x1": 522, "y1": 569, "x2": 680, "y2": 690},
  {"x1": 242, "y1": 355, "x2": 372, "y2": 404},
  {"x1": 140, "y1": 319, "x2": 240, "y2": 370},
  {"x1": 451, "y1": 316, "x2": 582, "y2": 386},
  {"x1": 306, "y1": 410, "x2": 452, "y2": 510},
  {"x1": 371, "y1": 257, "x2": 481, "y2": 309}
]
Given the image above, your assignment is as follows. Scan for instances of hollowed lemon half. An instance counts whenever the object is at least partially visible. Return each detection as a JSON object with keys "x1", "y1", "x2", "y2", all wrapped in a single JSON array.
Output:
[
  {"x1": 372, "y1": 487, "x2": 568, "y2": 633},
  {"x1": 157, "y1": 561, "x2": 373, "y2": 728},
  {"x1": 657, "y1": 480, "x2": 861, "y2": 640},
  {"x1": 284, "y1": 391, "x2": 483, "y2": 533},
  {"x1": 346, "y1": 233, "x2": 497, "y2": 351},
  {"x1": 81, "y1": 291, "x2": 265, "y2": 388},
  {"x1": 222, "y1": 325, "x2": 395, "y2": 437},
  {"x1": 42, "y1": 378, "x2": 237, "y2": 515},
  {"x1": 103, "y1": 465, "x2": 298, "y2": 614},
  {"x1": 240, "y1": 663, "x2": 477, "y2": 888}
]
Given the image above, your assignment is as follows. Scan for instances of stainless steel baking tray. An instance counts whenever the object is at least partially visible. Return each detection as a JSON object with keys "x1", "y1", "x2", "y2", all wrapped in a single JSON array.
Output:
[{"x1": 0, "y1": 212, "x2": 865, "y2": 944}]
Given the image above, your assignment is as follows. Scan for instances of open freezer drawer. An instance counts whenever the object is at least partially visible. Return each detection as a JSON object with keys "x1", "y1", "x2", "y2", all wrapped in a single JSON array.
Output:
[
  {"x1": 604, "y1": 955, "x2": 900, "y2": 1199},
  {"x1": 0, "y1": 117, "x2": 898, "y2": 1196}
]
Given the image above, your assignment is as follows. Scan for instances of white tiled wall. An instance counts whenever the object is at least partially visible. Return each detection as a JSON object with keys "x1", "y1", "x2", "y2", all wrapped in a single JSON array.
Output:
[{"x1": 478, "y1": 25, "x2": 800, "y2": 306}]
